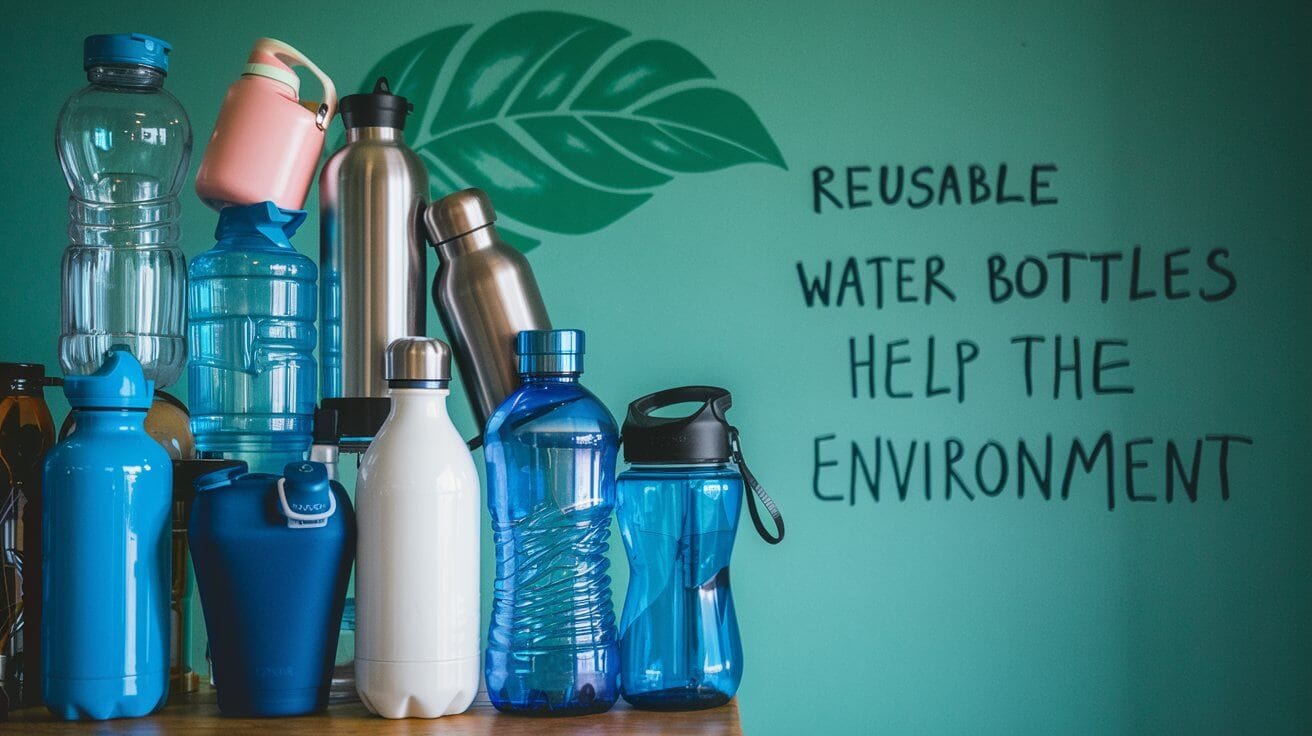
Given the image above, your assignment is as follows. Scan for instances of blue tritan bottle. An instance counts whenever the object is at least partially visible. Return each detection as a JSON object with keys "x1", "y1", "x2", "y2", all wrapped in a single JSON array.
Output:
[
  {"x1": 188, "y1": 461, "x2": 354, "y2": 716},
  {"x1": 41, "y1": 347, "x2": 172, "y2": 720},
  {"x1": 188, "y1": 201, "x2": 317, "y2": 474},
  {"x1": 483, "y1": 330, "x2": 619, "y2": 716},
  {"x1": 616, "y1": 387, "x2": 785, "y2": 711}
]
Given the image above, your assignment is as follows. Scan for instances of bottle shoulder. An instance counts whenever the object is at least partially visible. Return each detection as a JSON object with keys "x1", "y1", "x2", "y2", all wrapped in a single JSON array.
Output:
[
  {"x1": 328, "y1": 141, "x2": 428, "y2": 181},
  {"x1": 191, "y1": 245, "x2": 318, "y2": 279},
  {"x1": 485, "y1": 381, "x2": 618, "y2": 438},
  {"x1": 47, "y1": 426, "x2": 172, "y2": 470},
  {"x1": 59, "y1": 84, "x2": 191, "y2": 132}
]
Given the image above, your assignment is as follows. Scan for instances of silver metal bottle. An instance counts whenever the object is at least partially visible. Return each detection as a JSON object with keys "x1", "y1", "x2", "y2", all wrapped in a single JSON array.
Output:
[
  {"x1": 319, "y1": 77, "x2": 427, "y2": 400},
  {"x1": 425, "y1": 189, "x2": 551, "y2": 429}
]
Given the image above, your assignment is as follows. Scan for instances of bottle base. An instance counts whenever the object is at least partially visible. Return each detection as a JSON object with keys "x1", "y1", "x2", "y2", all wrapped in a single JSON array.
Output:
[
  {"x1": 356, "y1": 655, "x2": 479, "y2": 719},
  {"x1": 486, "y1": 674, "x2": 618, "y2": 717},
  {"x1": 43, "y1": 671, "x2": 168, "y2": 720},
  {"x1": 59, "y1": 333, "x2": 184, "y2": 388},
  {"x1": 215, "y1": 685, "x2": 329, "y2": 717},
  {"x1": 490, "y1": 698, "x2": 617, "y2": 717},
  {"x1": 622, "y1": 687, "x2": 732, "y2": 711}
]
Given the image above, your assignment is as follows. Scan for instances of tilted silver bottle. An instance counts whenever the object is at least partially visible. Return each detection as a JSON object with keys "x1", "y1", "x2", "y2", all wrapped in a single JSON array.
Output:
[
  {"x1": 319, "y1": 77, "x2": 427, "y2": 400},
  {"x1": 425, "y1": 189, "x2": 552, "y2": 430}
]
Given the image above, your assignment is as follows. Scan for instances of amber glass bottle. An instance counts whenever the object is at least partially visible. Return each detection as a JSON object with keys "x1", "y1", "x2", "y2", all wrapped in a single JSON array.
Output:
[{"x1": 0, "y1": 362, "x2": 55, "y2": 708}]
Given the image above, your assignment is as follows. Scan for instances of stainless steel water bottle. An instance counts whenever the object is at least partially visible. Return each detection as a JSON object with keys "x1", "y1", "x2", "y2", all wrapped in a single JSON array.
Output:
[
  {"x1": 424, "y1": 189, "x2": 551, "y2": 429},
  {"x1": 320, "y1": 77, "x2": 428, "y2": 400}
]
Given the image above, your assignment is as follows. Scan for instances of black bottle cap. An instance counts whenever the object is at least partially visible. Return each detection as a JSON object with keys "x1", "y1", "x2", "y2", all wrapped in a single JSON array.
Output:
[
  {"x1": 339, "y1": 77, "x2": 413, "y2": 130},
  {"x1": 0, "y1": 362, "x2": 46, "y2": 396},
  {"x1": 316, "y1": 397, "x2": 392, "y2": 450},
  {"x1": 622, "y1": 386, "x2": 734, "y2": 464}
]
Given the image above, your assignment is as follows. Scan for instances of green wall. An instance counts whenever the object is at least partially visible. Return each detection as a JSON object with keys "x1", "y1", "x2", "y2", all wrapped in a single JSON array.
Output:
[{"x1": 2, "y1": 2, "x2": 1309, "y2": 733}]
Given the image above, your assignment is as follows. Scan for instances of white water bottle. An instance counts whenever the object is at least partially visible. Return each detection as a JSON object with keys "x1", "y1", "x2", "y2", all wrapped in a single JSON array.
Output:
[{"x1": 354, "y1": 338, "x2": 480, "y2": 718}]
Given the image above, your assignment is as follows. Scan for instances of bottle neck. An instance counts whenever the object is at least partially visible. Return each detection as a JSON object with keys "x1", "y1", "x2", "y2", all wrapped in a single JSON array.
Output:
[
  {"x1": 519, "y1": 373, "x2": 580, "y2": 385},
  {"x1": 73, "y1": 408, "x2": 148, "y2": 430},
  {"x1": 346, "y1": 126, "x2": 403, "y2": 143},
  {"x1": 435, "y1": 225, "x2": 498, "y2": 260},
  {"x1": 628, "y1": 462, "x2": 734, "y2": 472},
  {"x1": 87, "y1": 63, "x2": 165, "y2": 90}
]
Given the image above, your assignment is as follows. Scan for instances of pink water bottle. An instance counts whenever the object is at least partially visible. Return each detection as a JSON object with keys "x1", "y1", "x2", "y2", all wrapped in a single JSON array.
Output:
[{"x1": 195, "y1": 38, "x2": 336, "y2": 211}]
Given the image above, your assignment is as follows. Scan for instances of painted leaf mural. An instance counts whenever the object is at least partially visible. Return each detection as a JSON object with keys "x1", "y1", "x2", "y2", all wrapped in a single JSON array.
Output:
[{"x1": 359, "y1": 11, "x2": 787, "y2": 251}]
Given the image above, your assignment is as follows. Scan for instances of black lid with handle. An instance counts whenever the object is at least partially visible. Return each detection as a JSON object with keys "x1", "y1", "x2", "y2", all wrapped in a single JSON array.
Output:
[
  {"x1": 622, "y1": 386, "x2": 734, "y2": 464},
  {"x1": 621, "y1": 386, "x2": 784, "y2": 544},
  {"x1": 340, "y1": 77, "x2": 413, "y2": 130}
]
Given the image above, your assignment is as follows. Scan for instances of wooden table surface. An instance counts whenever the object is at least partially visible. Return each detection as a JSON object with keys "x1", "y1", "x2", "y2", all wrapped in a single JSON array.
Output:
[{"x1": 7, "y1": 690, "x2": 744, "y2": 734}]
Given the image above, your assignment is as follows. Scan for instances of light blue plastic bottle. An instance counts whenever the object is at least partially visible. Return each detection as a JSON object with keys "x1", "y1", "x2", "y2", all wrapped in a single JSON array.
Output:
[
  {"x1": 42, "y1": 347, "x2": 172, "y2": 720},
  {"x1": 483, "y1": 329, "x2": 620, "y2": 716},
  {"x1": 56, "y1": 34, "x2": 192, "y2": 388},
  {"x1": 188, "y1": 202, "x2": 317, "y2": 474}
]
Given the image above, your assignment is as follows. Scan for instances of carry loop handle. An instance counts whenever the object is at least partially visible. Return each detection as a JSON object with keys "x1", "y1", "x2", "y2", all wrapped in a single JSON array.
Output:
[
  {"x1": 629, "y1": 385, "x2": 733, "y2": 423},
  {"x1": 729, "y1": 426, "x2": 785, "y2": 544}
]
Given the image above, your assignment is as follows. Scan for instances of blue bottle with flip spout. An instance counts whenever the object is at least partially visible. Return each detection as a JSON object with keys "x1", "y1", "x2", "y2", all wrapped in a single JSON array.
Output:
[
  {"x1": 188, "y1": 461, "x2": 354, "y2": 716},
  {"x1": 616, "y1": 386, "x2": 785, "y2": 711},
  {"x1": 42, "y1": 347, "x2": 172, "y2": 720}
]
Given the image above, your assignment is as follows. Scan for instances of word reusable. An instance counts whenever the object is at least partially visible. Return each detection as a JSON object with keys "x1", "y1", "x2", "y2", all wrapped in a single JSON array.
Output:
[{"x1": 811, "y1": 162, "x2": 1057, "y2": 212}]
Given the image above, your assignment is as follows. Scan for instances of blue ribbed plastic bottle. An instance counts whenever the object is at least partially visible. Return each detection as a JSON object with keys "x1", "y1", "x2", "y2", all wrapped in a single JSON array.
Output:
[
  {"x1": 187, "y1": 202, "x2": 317, "y2": 474},
  {"x1": 42, "y1": 347, "x2": 172, "y2": 720},
  {"x1": 56, "y1": 34, "x2": 192, "y2": 388},
  {"x1": 483, "y1": 329, "x2": 619, "y2": 716}
]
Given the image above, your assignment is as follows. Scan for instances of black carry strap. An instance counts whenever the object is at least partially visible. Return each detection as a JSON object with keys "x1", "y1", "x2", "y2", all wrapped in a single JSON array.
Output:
[
  {"x1": 729, "y1": 426, "x2": 785, "y2": 545},
  {"x1": 622, "y1": 385, "x2": 784, "y2": 545}
]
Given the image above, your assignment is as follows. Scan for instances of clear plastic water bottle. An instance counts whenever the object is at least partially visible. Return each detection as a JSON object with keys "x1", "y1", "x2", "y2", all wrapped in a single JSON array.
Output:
[
  {"x1": 483, "y1": 329, "x2": 619, "y2": 716},
  {"x1": 56, "y1": 34, "x2": 192, "y2": 388},
  {"x1": 188, "y1": 202, "x2": 317, "y2": 474}
]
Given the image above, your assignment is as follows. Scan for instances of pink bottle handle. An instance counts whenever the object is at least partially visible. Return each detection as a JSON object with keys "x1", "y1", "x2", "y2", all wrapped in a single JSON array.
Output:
[{"x1": 248, "y1": 37, "x2": 338, "y2": 130}]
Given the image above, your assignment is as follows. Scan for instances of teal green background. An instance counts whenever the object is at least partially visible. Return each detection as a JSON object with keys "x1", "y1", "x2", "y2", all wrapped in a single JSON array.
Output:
[{"x1": 3, "y1": 2, "x2": 1309, "y2": 733}]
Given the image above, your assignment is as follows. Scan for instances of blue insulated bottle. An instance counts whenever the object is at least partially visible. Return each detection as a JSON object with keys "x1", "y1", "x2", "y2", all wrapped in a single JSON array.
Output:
[
  {"x1": 188, "y1": 461, "x2": 354, "y2": 716},
  {"x1": 188, "y1": 202, "x2": 317, "y2": 474},
  {"x1": 41, "y1": 347, "x2": 172, "y2": 720},
  {"x1": 483, "y1": 330, "x2": 620, "y2": 715},
  {"x1": 617, "y1": 387, "x2": 785, "y2": 711}
]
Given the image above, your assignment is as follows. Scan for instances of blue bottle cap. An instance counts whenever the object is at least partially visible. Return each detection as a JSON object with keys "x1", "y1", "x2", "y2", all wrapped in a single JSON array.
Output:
[
  {"x1": 191, "y1": 461, "x2": 250, "y2": 492},
  {"x1": 278, "y1": 462, "x2": 337, "y2": 528},
  {"x1": 84, "y1": 33, "x2": 172, "y2": 73},
  {"x1": 63, "y1": 346, "x2": 155, "y2": 410},
  {"x1": 215, "y1": 201, "x2": 307, "y2": 246},
  {"x1": 516, "y1": 329, "x2": 584, "y2": 375}
]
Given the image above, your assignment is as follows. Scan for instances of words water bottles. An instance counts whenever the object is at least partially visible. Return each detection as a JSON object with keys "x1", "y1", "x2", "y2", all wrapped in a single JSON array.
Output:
[
  {"x1": 355, "y1": 338, "x2": 479, "y2": 718},
  {"x1": 188, "y1": 202, "x2": 317, "y2": 474},
  {"x1": 483, "y1": 330, "x2": 619, "y2": 716},
  {"x1": 56, "y1": 34, "x2": 192, "y2": 387},
  {"x1": 616, "y1": 387, "x2": 784, "y2": 710},
  {"x1": 42, "y1": 348, "x2": 172, "y2": 720}
]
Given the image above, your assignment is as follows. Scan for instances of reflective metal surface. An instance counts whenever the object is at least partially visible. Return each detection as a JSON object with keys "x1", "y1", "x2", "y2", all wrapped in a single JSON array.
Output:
[
  {"x1": 384, "y1": 337, "x2": 451, "y2": 382},
  {"x1": 426, "y1": 187, "x2": 495, "y2": 244},
  {"x1": 425, "y1": 189, "x2": 551, "y2": 428},
  {"x1": 319, "y1": 126, "x2": 428, "y2": 399}
]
